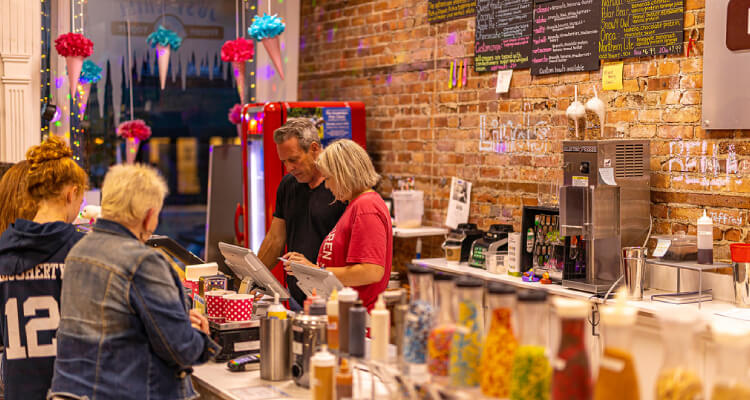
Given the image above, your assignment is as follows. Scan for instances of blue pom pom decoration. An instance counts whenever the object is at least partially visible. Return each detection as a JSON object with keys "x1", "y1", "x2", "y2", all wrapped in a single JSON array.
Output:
[
  {"x1": 146, "y1": 25, "x2": 182, "y2": 51},
  {"x1": 248, "y1": 13, "x2": 285, "y2": 41},
  {"x1": 79, "y1": 60, "x2": 102, "y2": 84}
]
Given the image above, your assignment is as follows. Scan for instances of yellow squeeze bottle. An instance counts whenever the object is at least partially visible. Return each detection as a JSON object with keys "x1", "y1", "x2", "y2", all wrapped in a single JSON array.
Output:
[{"x1": 267, "y1": 293, "x2": 287, "y2": 320}]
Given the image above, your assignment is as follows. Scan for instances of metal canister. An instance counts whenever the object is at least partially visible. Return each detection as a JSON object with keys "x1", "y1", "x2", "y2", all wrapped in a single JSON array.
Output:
[
  {"x1": 730, "y1": 244, "x2": 750, "y2": 308},
  {"x1": 290, "y1": 311, "x2": 327, "y2": 388},
  {"x1": 259, "y1": 316, "x2": 291, "y2": 381}
]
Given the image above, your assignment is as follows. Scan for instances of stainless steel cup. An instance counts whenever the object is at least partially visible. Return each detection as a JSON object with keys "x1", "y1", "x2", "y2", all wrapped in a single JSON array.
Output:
[
  {"x1": 735, "y1": 262, "x2": 750, "y2": 308},
  {"x1": 622, "y1": 247, "x2": 647, "y2": 300},
  {"x1": 259, "y1": 316, "x2": 291, "y2": 381}
]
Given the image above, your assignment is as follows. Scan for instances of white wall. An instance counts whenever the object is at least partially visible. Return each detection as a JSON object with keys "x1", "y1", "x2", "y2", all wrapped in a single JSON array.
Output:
[{"x1": 0, "y1": 0, "x2": 42, "y2": 162}]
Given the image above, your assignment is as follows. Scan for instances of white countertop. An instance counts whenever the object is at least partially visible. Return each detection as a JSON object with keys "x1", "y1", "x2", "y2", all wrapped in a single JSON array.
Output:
[
  {"x1": 392, "y1": 226, "x2": 448, "y2": 238},
  {"x1": 413, "y1": 258, "x2": 750, "y2": 327}
]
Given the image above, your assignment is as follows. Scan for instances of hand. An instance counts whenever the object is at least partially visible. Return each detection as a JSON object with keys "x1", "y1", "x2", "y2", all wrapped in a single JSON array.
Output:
[
  {"x1": 249, "y1": 288, "x2": 265, "y2": 301},
  {"x1": 189, "y1": 309, "x2": 210, "y2": 335},
  {"x1": 282, "y1": 252, "x2": 318, "y2": 275}
]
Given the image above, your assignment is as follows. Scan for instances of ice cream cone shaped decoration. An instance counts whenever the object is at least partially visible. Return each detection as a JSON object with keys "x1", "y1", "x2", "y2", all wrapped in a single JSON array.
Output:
[
  {"x1": 125, "y1": 137, "x2": 140, "y2": 164},
  {"x1": 232, "y1": 61, "x2": 247, "y2": 103},
  {"x1": 262, "y1": 37, "x2": 284, "y2": 80},
  {"x1": 66, "y1": 56, "x2": 85, "y2": 95},
  {"x1": 77, "y1": 82, "x2": 91, "y2": 117},
  {"x1": 146, "y1": 26, "x2": 182, "y2": 91},
  {"x1": 249, "y1": 13, "x2": 285, "y2": 80},
  {"x1": 156, "y1": 45, "x2": 171, "y2": 90}
]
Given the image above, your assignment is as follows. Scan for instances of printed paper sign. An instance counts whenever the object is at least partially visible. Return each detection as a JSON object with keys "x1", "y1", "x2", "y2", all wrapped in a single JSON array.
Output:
[
  {"x1": 495, "y1": 70, "x2": 513, "y2": 93},
  {"x1": 446, "y1": 177, "x2": 472, "y2": 229},
  {"x1": 602, "y1": 62, "x2": 624, "y2": 91}
]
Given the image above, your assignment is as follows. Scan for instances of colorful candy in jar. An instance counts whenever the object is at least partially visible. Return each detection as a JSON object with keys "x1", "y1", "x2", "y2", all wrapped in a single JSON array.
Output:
[
  {"x1": 449, "y1": 300, "x2": 482, "y2": 387},
  {"x1": 510, "y1": 345, "x2": 551, "y2": 400},
  {"x1": 427, "y1": 325, "x2": 454, "y2": 376},
  {"x1": 655, "y1": 368, "x2": 703, "y2": 400},
  {"x1": 593, "y1": 347, "x2": 640, "y2": 400},
  {"x1": 480, "y1": 308, "x2": 517, "y2": 397},
  {"x1": 403, "y1": 300, "x2": 434, "y2": 364}
]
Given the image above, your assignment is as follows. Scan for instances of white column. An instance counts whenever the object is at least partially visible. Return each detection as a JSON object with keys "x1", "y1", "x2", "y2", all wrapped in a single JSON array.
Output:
[{"x1": 0, "y1": 0, "x2": 42, "y2": 162}]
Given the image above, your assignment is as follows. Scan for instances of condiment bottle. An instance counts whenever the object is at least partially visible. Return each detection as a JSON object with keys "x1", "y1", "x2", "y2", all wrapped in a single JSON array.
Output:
[
  {"x1": 480, "y1": 282, "x2": 517, "y2": 398},
  {"x1": 509, "y1": 289, "x2": 550, "y2": 400},
  {"x1": 710, "y1": 319, "x2": 750, "y2": 400},
  {"x1": 551, "y1": 297, "x2": 591, "y2": 400},
  {"x1": 403, "y1": 265, "x2": 435, "y2": 366},
  {"x1": 654, "y1": 309, "x2": 703, "y2": 400},
  {"x1": 593, "y1": 289, "x2": 640, "y2": 400},
  {"x1": 311, "y1": 345, "x2": 335, "y2": 400},
  {"x1": 697, "y1": 210, "x2": 713, "y2": 264},
  {"x1": 449, "y1": 276, "x2": 484, "y2": 388},
  {"x1": 335, "y1": 358, "x2": 353, "y2": 400},
  {"x1": 348, "y1": 300, "x2": 367, "y2": 358},
  {"x1": 326, "y1": 289, "x2": 339, "y2": 352},
  {"x1": 267, "y1": 293, "x2": 287, "y2": 320},
  {"x1": 370, "y1": 294, "x2": 390, "y2": 362},
  {"x1": 427, "y1": 274, "x2": 456, "y2": 378},
  {"x1": 338, "y1": 287, "x2": 358, "y2": 355},
  {"x1": 305, "y1": 288, "x2": 320, "y2": 315}
]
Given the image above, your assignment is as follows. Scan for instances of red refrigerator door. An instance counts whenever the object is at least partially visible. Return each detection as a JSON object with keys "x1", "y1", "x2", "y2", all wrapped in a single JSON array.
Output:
[{"x1": 241, "y1": 102, "x2": 367, "y2": 285}]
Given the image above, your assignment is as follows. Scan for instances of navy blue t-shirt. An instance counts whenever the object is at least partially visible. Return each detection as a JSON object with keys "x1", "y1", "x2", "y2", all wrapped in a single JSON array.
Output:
[{"x1": 0, "y1": 219, "x2": 84, "y2": 400}]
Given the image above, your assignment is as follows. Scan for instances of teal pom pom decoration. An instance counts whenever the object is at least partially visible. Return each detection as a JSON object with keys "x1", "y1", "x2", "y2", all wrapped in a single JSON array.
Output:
[
  {"x1": 249, "y1": 13, "x2": 285, "y2": 41},
  {"x1": 79, "y1": 60, "x2": 102, "y2": 84},
  {"x1": 146, "y1": 25, "x2": 182, "y2": 51}
]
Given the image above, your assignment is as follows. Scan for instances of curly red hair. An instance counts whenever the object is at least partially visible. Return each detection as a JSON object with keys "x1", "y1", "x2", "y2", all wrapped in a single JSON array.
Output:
[{"x1": 25, "y1": 135, "x2": 88, "y2": 203}]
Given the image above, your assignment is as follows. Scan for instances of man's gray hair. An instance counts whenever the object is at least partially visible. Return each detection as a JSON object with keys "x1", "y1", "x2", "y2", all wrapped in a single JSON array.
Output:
[{"x1": 272, "y1": 118, "x2": 321, "y2": 151}]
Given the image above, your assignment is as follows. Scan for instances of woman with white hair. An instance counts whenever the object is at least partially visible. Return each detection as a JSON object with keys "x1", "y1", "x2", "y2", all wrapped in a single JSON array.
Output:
[
  {"x1": 284, "y1": 139, "x2": 392, "y2": 311},
  {"x1": 49, "y1": 164, "x2": 219, "y2": 400}
]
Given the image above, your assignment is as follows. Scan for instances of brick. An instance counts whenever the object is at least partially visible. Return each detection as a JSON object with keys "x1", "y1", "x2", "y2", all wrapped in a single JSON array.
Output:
[
  {"x1": 680, "y1": 90, "x2": 701, "y2": 105},
  {"x1": 662, "y1": 107, "x2": 701, "y2": 123},
  {"x1": 680, "y1": 74, "x2": 703, "y2": 89},
  {"x1": 647, "y1": 76, "x2": 680, "y2": 91},
  {"x1": 658, "y1": 60, "x2": 680, "y2": 76},
  {"x1": 657, "y1": 125, "x2": 694, "y2": 139},
  {"x1": 638, "y1": 110, "x2": 661, "y2": 123}
]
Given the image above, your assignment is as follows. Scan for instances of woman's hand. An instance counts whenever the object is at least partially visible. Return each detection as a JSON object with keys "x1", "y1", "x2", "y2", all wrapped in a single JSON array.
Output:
[
  {"x1": 189, "y1": 309, "x2": 210, "y2": 335},
  {"x1": 281, "y1": 252, "x2": 318, "y2": 275}
]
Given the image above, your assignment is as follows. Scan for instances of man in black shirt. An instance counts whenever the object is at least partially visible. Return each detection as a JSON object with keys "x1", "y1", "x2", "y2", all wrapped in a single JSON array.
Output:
[{"x1": 256, "y1": 118, "x2": 346, "y2": 309}]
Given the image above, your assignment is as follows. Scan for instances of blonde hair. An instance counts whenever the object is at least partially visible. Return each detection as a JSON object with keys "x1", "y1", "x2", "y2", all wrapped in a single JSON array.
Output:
[
  {"x1": 101, "y1": 164, "x2": 168, "y2": 227},
  {"x1": 316, "y1": 139, "x2": 380, "y2": 199},
  {"x1": 26, "y1": 135, "x2": 88, "y2": 202}
]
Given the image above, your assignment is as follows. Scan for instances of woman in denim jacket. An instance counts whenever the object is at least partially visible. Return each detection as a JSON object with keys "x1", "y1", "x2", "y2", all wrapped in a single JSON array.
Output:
[{"x1": 49, "y1": 164, "x2": 220, "y2": 400}]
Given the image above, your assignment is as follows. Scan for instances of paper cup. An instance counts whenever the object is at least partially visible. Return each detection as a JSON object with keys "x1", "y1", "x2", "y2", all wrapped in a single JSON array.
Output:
[
  {"x1": 205, "y1": 290, "x2": 234, "y2": 321},
  {"x1": 223, "y1": 293, "x2": 254, "y2": 322}
]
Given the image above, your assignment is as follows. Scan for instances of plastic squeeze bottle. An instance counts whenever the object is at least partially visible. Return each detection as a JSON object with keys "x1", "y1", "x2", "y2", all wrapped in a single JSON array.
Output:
[
  {"x1": 327, "y1": 289, "x2": 340, "y2": 352},
  {"x1": 697, "y1": 210, "x2": 714, "y2": 264},
  {"x1": 348, "y1": 300, "x2": 367, "y2": 358},
  {"x1": 311, "y1": 345, "x2": 335, "y2": 400},
  {"x1": 370, "y1": 294, "x2": 390, "y2": 362},
  {"x1": 267, "y1": 293, "x2": 287, "y2": 320},
  {"x1": 338, "y1": 288, "x2": 358, "y2": 354},
  {"x1": 335, "y1": 358, "x2": 353, "y2": 400}
]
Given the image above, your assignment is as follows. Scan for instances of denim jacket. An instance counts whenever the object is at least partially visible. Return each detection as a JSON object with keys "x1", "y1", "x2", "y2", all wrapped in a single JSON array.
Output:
[{"x1": 49, "y1": 219, "x2": 220, "y2": 400}]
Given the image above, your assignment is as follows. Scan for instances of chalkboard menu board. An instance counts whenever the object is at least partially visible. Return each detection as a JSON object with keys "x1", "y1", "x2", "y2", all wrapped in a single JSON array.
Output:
[
  {"x1": 599, "y1": 0, "x2": 684, "y2": 59},
  {"x1": 474, "y1": 0, "x2": 534, "y2": 72},
  {"x1": 531, "y1": 0, "x2": 600, "y2": 75},
  {"x1": 429, "y1": 0, "x2": 477, "y2": 24}
]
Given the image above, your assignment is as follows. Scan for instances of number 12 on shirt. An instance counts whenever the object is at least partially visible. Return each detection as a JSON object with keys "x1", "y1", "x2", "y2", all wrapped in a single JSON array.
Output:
[{"x1": 4, "y1": 296, "x2": 59, "y2": 359}]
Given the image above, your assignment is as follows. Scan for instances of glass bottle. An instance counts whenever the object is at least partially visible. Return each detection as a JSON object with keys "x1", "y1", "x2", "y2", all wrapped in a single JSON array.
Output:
[
  {"x1": 710, "y1": 320, "x2": 750, "y2": 400},
  {"x1": 480, "y1": 282, "x2": 518, "y2": 398},
  {"x1": 403, "y1": 265, "x2": 435, "y2": 365},
  {"x1": 427, "y1": 274, "x2": 455, "y2": 378},
  {"x1": 593, "y1": 297, "x2": 640, "y2": 400},
  {"x1": 551, "y1": 297, "x2": 591, "y2": 400},
  {"x1": 449, "y1": 277, "x2": 484, "y2": 388},
  {"x1": 654, "y1": 311, "x2": 703, "y2": 400},
  {"x1": 509, "y1": 289, "x2": 551, "y2": 400}
]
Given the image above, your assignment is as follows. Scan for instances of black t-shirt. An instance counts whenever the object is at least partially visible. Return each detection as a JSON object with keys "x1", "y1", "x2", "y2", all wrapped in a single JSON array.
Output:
[{"x1": 273, "y1": 174, "x2": 346, "y2": 307}]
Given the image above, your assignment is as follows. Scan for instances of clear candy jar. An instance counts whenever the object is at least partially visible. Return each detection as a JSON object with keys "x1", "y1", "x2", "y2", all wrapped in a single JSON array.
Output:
[
  {"x1": 593, "y1": 298, "x2": 640, "y2": 400},
  {"x1": 449, "y1": 276, "x2": 484, "y2": 388},
  {"x1": 427, "y1": 273, "x2": 455, "y2": 378},
  {"x1": 403, "y1": 264, "x2": 435, "y2": 365},
  {"x1": 710, "y1": 320, "x2": 750, "y2": 400},
  {"x1": 480, "y1": 282, "x2": 518, "y2": 398},
  {"x1": 552, "y1": 297, "x2": 591, "y2": 400},
  {"x1": 654, "y1": 310, "x2": 703, "y2": 400},
  {"x1": 509, "y1": 289, "x2": 551, "y2": 400}
]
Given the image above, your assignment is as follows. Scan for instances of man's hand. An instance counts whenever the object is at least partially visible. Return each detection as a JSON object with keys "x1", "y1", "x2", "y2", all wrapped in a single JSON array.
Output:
[
  {"x1": 281, "y1": 252, "x2": 318, "y2": 276},
  {"x1": 190, "y1": 309, "x2": 210, "y2": 335}
]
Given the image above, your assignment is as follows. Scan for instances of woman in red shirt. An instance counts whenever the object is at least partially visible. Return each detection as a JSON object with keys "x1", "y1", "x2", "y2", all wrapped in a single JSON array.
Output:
[{"x1": 284, "y1": 139, "x2": 392, "y2": 310}]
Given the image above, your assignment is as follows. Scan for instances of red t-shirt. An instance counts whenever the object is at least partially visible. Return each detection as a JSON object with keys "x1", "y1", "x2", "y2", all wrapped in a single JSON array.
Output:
[{"x1": 317, "y1": 192, "x2": 393, "y2": 311}]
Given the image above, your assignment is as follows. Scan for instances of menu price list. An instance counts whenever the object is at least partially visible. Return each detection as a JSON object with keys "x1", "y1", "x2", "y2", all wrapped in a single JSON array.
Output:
[
  {"x1": 474, "y1": 0, "x2": 534, "y2": 72},
  {"x1": 429, "y1": 0, "x2": 477, "y2": 24},
  {"x1": 599, "y1": 0, "x2": 684, "y2": 59},
  {"x1": 531, "y1": 0, "x2": 601, "y2": 75}
]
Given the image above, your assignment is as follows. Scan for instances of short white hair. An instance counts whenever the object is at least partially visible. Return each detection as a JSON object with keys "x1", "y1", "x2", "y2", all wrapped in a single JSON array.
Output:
[
  {"x1": 316, "y1": 139, "x2": 380, "y2": 199},
  {"x1": 101, "y1": 164, "x2": 168, "y2": 227}
]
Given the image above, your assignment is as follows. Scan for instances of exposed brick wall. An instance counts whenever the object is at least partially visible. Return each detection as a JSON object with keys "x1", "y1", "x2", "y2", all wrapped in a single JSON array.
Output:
[{"x1": 299, "y1": 0, "x2": 745, "y2": 261}]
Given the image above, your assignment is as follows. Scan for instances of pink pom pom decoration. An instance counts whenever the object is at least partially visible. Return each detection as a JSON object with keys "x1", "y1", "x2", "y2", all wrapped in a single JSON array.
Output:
[
  {"x1": 117, "y1": 120, "x2": 152, "y2": 141},
  {"x1": 221, "y1": 38, "x2": 255, "y2": 63},
  {"x1": 228, "y1": 104, "x2": 243, "y2": 125},
  {"x1": 54, "y1": 33, "x2": 94, "y2": 58}
]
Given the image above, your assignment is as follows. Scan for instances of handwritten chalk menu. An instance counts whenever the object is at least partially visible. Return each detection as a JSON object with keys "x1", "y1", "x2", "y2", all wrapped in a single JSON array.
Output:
[
  {"x1": 599, "y1": 0, "x2": 684, "y2": 59},
  {"x1": 474, "y1": 0, "x2": 533, "y2": 72},
  {"x1": 429, "y1": 0, "x2": 477, "y2": 24},
  {"x1": 531, "y1": 0, "x2": 600, "y2": 75}
]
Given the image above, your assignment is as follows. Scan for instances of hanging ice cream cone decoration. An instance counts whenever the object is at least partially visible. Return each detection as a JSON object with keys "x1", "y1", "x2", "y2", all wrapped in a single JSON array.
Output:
[
  {"x1": 147, "y1": 26, "x2": 183, "y2": 91},
  {"x1": 125, "y1": 137, "x2": 140, "y2": 164},
  {"x1": 249, "y1": 13, "x2": 286, "y2": 80},
  {"x1": 77, "y1": 82, "x2": 91, "y2": 116},
  {"x1": 261, "y1": 37, "x2": 284, "y2": 80},
  {"x1": 54, "y1": 33, "x2": 94, "y2": 98},
  {"x1": 77, "y1": 60, "x2": 102, "y2": 117},
  {"x1": 221, "y1": 39, "x2": 255, "y2": 102},
  {"x1": 232, "y1": 61, "x2": 247, "y2": 103},
  {"x1": 228, "y1": 104, "x2": 243, "y2": 138}
]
